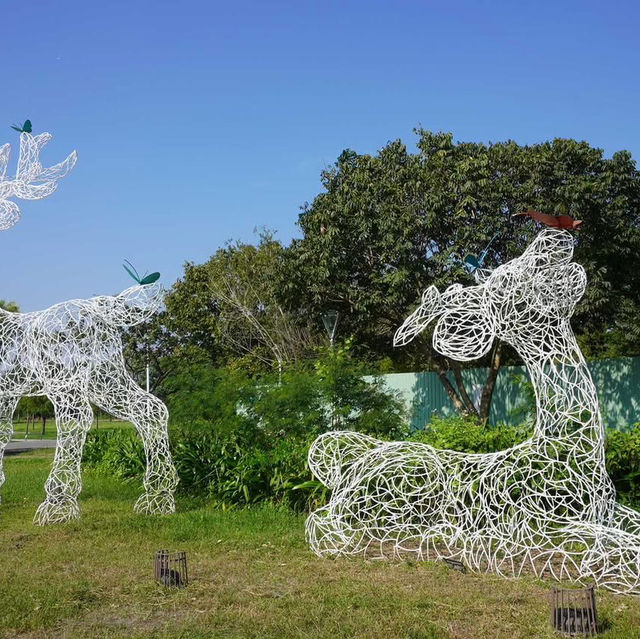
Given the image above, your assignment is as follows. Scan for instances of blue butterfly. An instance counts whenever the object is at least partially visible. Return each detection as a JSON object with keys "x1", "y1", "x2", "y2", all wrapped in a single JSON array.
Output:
[
  {"x1": 10, "y1": 119, "x2": 32, "y2": 133},
  {"x1": 463, "y1": 233, "x2": 500, "y2": 273}
]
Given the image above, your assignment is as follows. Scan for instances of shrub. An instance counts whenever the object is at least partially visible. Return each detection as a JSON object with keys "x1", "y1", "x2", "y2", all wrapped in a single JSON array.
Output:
[
  {"x1": 84, "y1": 346, "x2": 406, "y2": 510},
  {"x1": 165, "y1": 343, "x2": 409, "y2": 440},
  {"x1": 83, "y1": 429, "x2": 145, "y2": 481},
  {"x1": 605, "y1": 424, "x2": 640, "y2": 507},
  {"x1": 410, "y1": 414, "x2": 530, "y2": 453},
  {"x1": 83, "y1": 364, "x2": 640, "y2": 512},
  {"x1": 84, "y1": 425, "x2": 322, "y2": 511}
]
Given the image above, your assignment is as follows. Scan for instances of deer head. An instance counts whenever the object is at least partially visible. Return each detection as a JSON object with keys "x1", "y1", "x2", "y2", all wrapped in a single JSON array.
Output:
[
  {"x1": 394, "y1": 230, "x2": 586, "y2": 361},
  {"x1": 0, "y1": 131, "x2": 77, "y2": 230}
]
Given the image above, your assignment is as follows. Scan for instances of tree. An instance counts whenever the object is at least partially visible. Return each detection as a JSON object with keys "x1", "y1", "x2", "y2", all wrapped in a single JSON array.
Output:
[
  {"x1": 0, "y1": 299, "x2": 19, "y2": 312},
  {"x1": 16, "y1": 396, "x2": 54, "y2": 436},
  {"x1": 205, "y1": 231, "x2": 318, "y2": 373},
  {"x1": 121, "y1": 259, "x2": 223, "y2": 398},
  {"x1": 286, "y1": 130, "x2": 640, "y2": 421},
  {"x1": 122, "y1": 232, "x2": 320, "y2": 397}
]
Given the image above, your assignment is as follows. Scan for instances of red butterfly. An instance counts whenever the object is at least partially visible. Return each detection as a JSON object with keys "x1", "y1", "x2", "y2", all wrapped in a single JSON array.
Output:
[{"x1": 514, "y1": 210, "x2": 582, "y2": 230}]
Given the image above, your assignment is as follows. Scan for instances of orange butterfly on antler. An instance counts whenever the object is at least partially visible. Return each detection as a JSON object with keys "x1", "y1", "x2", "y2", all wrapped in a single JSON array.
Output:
[{"x1": 514, "y1": 210, "x2": 582, "y2": 230}]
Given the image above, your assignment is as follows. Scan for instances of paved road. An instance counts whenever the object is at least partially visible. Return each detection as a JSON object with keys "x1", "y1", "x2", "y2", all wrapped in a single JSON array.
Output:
[{"x1": 6, "y1": 439, "x2": 57, "y2": 455}]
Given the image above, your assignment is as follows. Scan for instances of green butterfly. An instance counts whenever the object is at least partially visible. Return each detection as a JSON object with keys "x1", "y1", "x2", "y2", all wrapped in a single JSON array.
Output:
[
  {"x1": 10, "y1": 119, "x2": 32, "y2": 133},
  {"x1": 122, "y1": 260, "x2": 160, "y2": 285}
]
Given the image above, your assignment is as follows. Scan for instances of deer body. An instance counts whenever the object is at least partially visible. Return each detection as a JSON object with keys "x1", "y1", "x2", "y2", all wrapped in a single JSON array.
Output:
[
  {"x1": 0, "y1": 131, "x2": 177, "y2": 524},
  {"x1": 307, "y1": 230, "x2": 640, "y2": 593}
]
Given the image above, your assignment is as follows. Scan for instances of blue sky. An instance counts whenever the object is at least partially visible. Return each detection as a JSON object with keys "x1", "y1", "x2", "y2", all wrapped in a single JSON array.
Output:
[{"x1": 2, "y1": 0, "x2": 639, "y2": 310}]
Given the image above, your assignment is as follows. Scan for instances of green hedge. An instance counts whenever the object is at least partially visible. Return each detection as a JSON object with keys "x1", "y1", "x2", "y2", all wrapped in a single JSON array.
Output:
[
  {"x1": 84, "y1": 348, "x2": 407, "y2": 510},
  {"x1": 83, "y1": 413, "x2": 640, "y2": 511}
]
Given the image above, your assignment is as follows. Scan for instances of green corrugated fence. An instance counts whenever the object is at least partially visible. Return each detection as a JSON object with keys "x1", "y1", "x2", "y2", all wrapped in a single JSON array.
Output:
[{"x1": 377, "y1": 356, "x2": 640, "y2": 431}]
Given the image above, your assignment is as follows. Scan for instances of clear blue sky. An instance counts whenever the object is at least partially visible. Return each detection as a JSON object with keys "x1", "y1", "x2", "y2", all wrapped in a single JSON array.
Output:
[{"x1": 2, "y1": 0, "x2": 639, "y2": 310}]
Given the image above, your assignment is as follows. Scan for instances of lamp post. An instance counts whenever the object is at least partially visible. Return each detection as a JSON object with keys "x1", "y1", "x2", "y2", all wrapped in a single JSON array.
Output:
[
  {"x1": 321, "y1": 310, "x2": 339, "y2": 428},
  {"x1": 321, "y1": 310, "x2": 339, "y2": 348}
]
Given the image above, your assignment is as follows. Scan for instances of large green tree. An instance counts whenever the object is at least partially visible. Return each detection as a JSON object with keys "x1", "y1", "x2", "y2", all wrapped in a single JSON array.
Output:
[
  {"x1": 286, "y1": 130, "x2": 640, "y2": 421},
  {"x1": 123, "y1": 232, "x2": 320, "y2": 396}
]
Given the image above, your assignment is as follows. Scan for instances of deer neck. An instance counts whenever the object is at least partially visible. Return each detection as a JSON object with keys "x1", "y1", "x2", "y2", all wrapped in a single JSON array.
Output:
[{"x1": 510, "y1": 320, "x2": 604, "y2": 450}]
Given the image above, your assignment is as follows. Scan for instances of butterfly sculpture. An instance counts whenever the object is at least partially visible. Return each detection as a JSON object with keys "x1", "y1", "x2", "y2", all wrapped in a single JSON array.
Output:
[
  {"x1": 463, "y1": 233, "x2": 500, "y2": 273},
  {"x1": 10, "y1": 119, "x2": 32, "y2": 134},
  {"x1": 122, "y1": 260, "x2": 161, "y2": 285},
  {"x1": 514, "y1": 210, "x2": 582, "y2": 230}
]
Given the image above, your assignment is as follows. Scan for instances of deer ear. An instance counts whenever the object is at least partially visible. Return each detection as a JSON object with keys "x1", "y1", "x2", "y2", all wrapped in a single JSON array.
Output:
[{"x1": 421, "y1": 285, "x2": 441, "y2": 305}]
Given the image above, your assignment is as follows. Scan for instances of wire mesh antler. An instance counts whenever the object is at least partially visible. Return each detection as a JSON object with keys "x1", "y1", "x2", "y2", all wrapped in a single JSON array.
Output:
[{"x1": 0, "y1": 131, "x2": 77, "y2": 230}]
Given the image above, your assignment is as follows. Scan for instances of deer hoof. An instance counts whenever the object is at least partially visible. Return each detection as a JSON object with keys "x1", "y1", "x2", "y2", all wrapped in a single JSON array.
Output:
[
  {"x1": 134, "y1": 491, "x2": 175, "y2": 516},
  {"x1": 33, "y1": 498, "x2": 80, "y2": 525}
]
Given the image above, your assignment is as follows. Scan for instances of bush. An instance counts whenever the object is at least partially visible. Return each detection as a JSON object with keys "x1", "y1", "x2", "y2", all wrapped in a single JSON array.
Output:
[
  {"x1": 83, "y1": 425, "x2": 323, "y2": 511},
  {"x1": 165, "y1": 342, "x2": 409, "y2": 440},
  {"x1": 605, "y1": 423, "x2": 640, "y2": 508},
  {"x1": 83, "y1": 370, "x2": 640, "y2": 511},
  {"x1": 173, "y1": 429, "x2": 321, "y2": 510},
  {"x1": 83, "y1": 429, "x2": 145, "y2": 481},
  {"x1": 84, "y1": 345, "x2": 406, "y2": 510},
  {"x1": 410, "y1": 414, "x2": 530, "y2": 453}
]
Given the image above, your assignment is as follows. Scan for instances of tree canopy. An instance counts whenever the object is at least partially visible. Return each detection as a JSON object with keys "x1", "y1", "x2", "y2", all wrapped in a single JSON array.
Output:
[
  {"x1": 283, "y1": 130, "x2": 640, "y2": 419},
  {"x1": 124, "y1": 129, "x2": 640, "y2": 420}
]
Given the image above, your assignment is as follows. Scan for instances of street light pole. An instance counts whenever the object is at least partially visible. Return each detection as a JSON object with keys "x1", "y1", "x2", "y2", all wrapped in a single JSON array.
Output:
[
  {"x1": 321, "y1": 310, "x2": 339, "y2": 348},
  {"x1": 321, "y1": 310, "x2": 339, "y2": 428}
]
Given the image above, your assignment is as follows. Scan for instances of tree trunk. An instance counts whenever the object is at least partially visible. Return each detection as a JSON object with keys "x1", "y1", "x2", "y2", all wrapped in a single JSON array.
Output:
[
  {"x1": 452, "y1": 365, "x2": 478, "y2": 416},
  {"x1": 435, "y1": 368, "x2": 473, "y2": 417},
  {"x1": 434, "y1": 342, "x2": 504, "y2": 424},
  {"x1": 478, "y1": 342, "x2": 503, "y2": 424},
  {"x1": 41, "y1": 416, "x2": 46, "y2": 437}
]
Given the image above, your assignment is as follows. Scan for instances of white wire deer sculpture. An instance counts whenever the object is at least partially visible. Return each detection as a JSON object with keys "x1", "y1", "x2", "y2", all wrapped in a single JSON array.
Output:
[
  {"x1": 0, "y1": 130, "x2": 177, "y2": 524},
  {"x1": 307, "y1": 229, "x2": 640, "y2": 594}
]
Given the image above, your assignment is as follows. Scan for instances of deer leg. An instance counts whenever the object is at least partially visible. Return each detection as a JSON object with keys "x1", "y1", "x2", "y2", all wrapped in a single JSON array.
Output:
[
  {"x1": 33, "y1": 397, "x2": 93, "y2": 525},
  {"x1": 0, "y1": 396, "x2": 18, "y2": 505},
  {"x1": 90, "y1": 370, "x2": 177, "y2": 515}
]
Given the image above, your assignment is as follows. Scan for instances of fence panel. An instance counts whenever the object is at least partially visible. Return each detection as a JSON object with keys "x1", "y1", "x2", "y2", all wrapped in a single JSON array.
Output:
[{"x1": 378, "y1": 356, "x2": 640, "y2": 431}]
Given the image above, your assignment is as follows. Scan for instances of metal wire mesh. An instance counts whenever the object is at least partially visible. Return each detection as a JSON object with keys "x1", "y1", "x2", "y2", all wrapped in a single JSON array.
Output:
[
  {"x1": 0, "y1": 131, "x2": 178, "y2": 524},
  {"x1": 306, "y1": 229, "x2": 640, "y2": 594}
]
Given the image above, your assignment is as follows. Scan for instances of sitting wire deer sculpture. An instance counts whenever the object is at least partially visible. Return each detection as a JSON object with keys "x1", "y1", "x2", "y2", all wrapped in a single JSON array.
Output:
[
  {"x1": 0, "y1": 130, "x2": 177, "y2": 524},
  {"x1": 306, "y1": 229, "x2": 640, "y2": 594}
]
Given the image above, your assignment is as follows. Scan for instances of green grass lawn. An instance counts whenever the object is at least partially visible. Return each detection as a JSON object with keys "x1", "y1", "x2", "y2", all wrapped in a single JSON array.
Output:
[
  {"x1": 11, "y1": 419, "x2": 134, "y2": 440},
  {"x1": 1, "y1": 452, "x2": 639, "y2": 639}
]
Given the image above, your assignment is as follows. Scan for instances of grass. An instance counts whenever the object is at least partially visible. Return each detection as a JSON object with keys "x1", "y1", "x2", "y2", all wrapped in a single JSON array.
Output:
[
  {"x1": 0, "y1": 452, "x2": 639, "y2": 639},
  {"x1": 11, "y1": 419, "x2": 134, "y2": 440}
]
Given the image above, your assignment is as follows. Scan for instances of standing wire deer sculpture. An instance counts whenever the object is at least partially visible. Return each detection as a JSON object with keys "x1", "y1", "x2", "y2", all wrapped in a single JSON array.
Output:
[
  {"x1": 306, "y1": 229, "x2": 640, "y2": 594},
  {"x1": 0, "y1": 130, "x2": 177, "y2": 524}
]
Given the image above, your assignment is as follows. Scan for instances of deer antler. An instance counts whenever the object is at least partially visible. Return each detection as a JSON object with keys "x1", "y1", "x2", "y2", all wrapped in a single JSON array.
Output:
[{"x1": 0, "y1": 131, "x2": 77, "y2": 230}]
